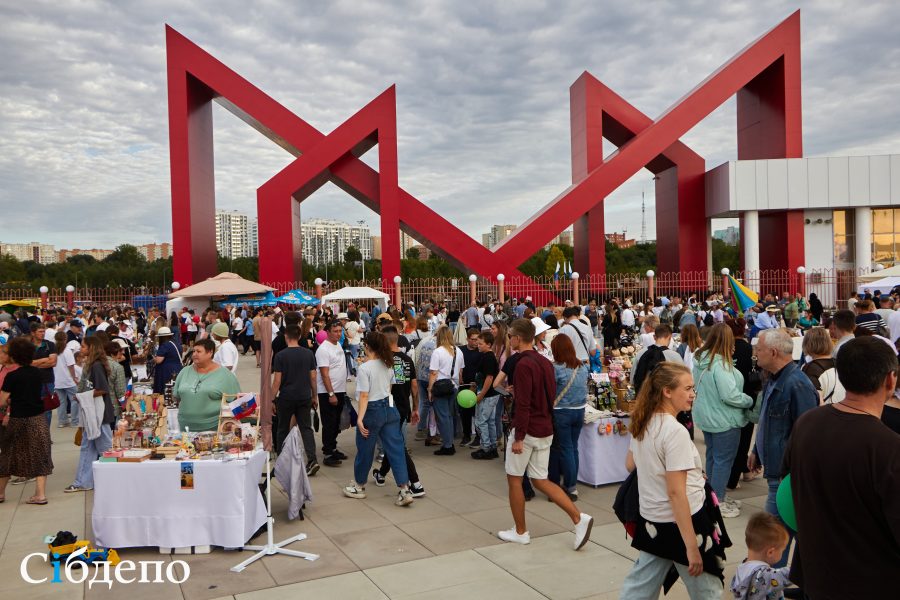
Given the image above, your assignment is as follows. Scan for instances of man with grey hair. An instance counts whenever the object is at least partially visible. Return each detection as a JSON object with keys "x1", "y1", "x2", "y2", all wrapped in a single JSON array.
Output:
[{"x1": 748, "y1": 328, "x2": 818, "y2": 567}]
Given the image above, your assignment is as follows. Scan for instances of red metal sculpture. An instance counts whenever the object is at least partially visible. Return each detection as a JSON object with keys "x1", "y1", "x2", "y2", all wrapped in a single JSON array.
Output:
[{"x1": 167, "y1": 11, "x2": 803, "y2": 290}]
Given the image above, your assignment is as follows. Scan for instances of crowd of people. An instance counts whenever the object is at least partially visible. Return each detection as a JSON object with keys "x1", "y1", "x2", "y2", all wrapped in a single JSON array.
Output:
[{"x1": 1, "y1": 283, "x2": 898, "y2": 598}]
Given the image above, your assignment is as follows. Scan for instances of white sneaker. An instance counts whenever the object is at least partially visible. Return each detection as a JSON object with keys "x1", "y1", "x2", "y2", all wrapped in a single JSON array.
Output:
[
  {"x1": 720, "y1": 501, "x2": 740, "y2": 518},
  {"x1": 573, "y1": 513, "x2": 594, "y2": 550},
  {"x1": 725, "y1": 496, "x2": 743, "y2": 509},
  {"x1": 342, "y1": 482, "x2": 366, "y2": 499},
  {"x1": 498, "y1": 528, "x2": 530, "y2": 545},
  {"x1": 395, "y1": 489, "x2": 414, "y2": 506}
]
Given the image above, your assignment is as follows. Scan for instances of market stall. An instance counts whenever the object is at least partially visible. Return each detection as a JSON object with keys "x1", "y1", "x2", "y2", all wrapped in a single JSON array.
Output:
[{"x1": 91, "y1": 391, "x2": 267, "y2": 550}]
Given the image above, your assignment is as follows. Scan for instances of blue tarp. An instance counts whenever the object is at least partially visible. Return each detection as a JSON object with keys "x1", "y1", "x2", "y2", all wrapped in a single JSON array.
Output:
[
  {"x1": 132, "y1": 294, "x2": 168, "y2": 311},
  {"x1": 275, "y1": 289, "x2": 319, "y2": 306}
]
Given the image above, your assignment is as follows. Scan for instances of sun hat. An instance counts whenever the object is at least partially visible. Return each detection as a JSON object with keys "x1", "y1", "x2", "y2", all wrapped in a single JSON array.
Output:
[
  {"x1": 156, "y1": 326, "x2": 173, "y2": 337},
  {"x1": 337, "y1": 312, "x2": 349, "y2": 320},
  {"x1": 530, "y1": 317, "x2": 551, "y2": 337}
]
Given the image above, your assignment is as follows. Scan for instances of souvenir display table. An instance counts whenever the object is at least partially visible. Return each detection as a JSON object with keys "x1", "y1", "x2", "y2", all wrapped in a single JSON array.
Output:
[
  {"x1": 92, "y1": 450, "x2": 267, "y2": 549},
  {"x1": 577, "y1": 415, "x2": 632, "y2": 486}
]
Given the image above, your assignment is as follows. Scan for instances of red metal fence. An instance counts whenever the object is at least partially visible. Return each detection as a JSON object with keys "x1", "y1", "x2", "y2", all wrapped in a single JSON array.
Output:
[{"x1": 4, "y1": 269, "x2": 872, "y2": 310}]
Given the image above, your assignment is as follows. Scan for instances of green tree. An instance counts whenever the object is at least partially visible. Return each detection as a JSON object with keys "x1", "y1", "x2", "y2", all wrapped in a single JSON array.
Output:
[
  {"x1": 405, "y1": 247, "x2": 421, "y2": 260},
  {"x1": 66, "y1": 254, "x2": 97, "y2": 266},
  {"x1": 103, "y1": 244, "x2": 145, "y2": 267},
  {"x1": 711, "y1": 238, "x2": 739, "y2": 274},
  {"x1": 344, "y1": 245, "x2": 362, "y2": 264},
  {"x1": 0, "y1": 254, "x2": 27, "y2": 285},
  {"x1": 544, "y1": 245, "x2": 566, "y2": 276}
]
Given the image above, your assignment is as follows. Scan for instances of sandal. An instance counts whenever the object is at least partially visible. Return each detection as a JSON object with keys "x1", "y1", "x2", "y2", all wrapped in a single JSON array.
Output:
[{"x1": 26, "y1": 497, "x2": 48, "y2": 505}]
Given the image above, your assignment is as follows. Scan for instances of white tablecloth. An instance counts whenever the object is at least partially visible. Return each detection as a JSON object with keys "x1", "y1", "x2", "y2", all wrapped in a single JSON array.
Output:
[
  {"x1": 92, "y1": 451, "x2": 267, "y2": 548},
  {"x1": 577, "y1": 417, "x2": 631, "y2": 486}
]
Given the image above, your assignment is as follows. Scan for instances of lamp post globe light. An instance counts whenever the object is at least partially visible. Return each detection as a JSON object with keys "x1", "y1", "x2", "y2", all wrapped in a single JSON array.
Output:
[
  {"x1": 646, "y1": 270, "x2": 655, "y2": 278},
  {"x1": 171, "y1": 281, "x2": 181, "y2": 291},
  {"x1": 314, "y1": 277, "x2": 323, "y2": 286},
  {"x1": 468, "y1": 274, "x2": 477, "y2": 282},
  {"x1": 393, "y1": 276, "x2": 402, "y2": 284},
  {"x1": 65, "y1": 285, "x2": 75, "y2": 293},
  {"x1": 720, "y1": 268, "x2": 730, "y2": 276},
  {"x1": 797, "y1": 266, "x2": 806, "y2": 274},
  {"x1": 496, "y1": 273, "x2": 505, "y2": 281},
  {"x1": 571, "y1": 271, "x2": 579, "y2": 279},
  {"x1": 39, "y1": 286, "x2": 49, "y2": 294}
]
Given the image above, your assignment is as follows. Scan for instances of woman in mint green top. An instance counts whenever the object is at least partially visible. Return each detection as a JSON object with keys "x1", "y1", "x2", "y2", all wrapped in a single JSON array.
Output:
[
  {"x1": 691, "y1": 323, "x2": 753, "y2": 513},
  {"x1": 173, "y1": 338, "x2": 241, "y2": 432}
]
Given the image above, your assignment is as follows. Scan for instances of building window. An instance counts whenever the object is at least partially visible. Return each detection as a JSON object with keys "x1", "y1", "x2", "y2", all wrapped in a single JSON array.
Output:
[{"x1": 833, "y1": 210, "x2": 855, "y2": 266}]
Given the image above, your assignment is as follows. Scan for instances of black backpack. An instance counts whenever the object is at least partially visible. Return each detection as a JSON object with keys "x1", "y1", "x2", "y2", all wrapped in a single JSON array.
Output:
[
  {"x1": 703, "y1": 312, "x2": 715, "y2": 327},
  {"x1": 632, "y1": 345, "x2": 667, "y2": 393}
]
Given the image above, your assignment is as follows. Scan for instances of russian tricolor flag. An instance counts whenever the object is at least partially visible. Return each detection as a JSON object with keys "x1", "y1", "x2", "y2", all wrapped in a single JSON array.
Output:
[{"x1": 227, "y1": 393, "x2": 258, "y2": 420}]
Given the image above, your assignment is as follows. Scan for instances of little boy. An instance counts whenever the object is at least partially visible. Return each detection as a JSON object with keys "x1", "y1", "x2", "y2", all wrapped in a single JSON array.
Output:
[
  {"x1": 470, "y1": 331, "x2": 500, "y2": 459},
  {"x1": 731, "y1": 512, "x2": 792, "y2": 599}
]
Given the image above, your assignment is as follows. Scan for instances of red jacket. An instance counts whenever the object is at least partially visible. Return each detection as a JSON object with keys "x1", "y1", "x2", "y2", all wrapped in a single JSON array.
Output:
[{"x1": 511, "y1": 350, "x2": 556, "y2": 441}]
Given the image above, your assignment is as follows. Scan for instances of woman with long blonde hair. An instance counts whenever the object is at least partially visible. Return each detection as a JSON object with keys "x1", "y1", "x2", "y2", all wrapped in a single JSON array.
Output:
[
  {"x1": 691, "y1": 323, "x2": 753, "y2": 517},
  {"x1": 427, "y1": 325, "x2": 463, "y2": 455},
  {"x1": 621, "y1": 362, "x2": 726, "y2": 597},
  {"x1": 676, "y1": 324, "x2": 703, "y2": 370}
]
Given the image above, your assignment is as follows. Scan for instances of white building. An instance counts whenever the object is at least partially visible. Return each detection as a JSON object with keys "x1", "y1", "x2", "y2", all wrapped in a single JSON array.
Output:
[
  {"x1": 301, "y1": 219, "x2": 371, "y2": 266},
  {"x1": 248, "y1": 218, "x2": 258, "y2": 257},
  {"x1": 215, "y1": 210, "x2": 253, "y2": 259},
  {"x1": 482, "y1": 224, "x2": 518, "y2": 248},
  {"x1": 0, "y1": 241, "x2": 57, "y2": 264}
]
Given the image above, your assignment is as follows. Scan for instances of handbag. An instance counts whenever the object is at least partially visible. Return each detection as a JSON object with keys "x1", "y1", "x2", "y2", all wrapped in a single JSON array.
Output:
[
  {"x1": 431, "y1": 348, "x2": 458, "y2": 397},
  {"x1": 554, "y1": 367, "x2": 578, "y2": 406},
  {"x1": 42, "y1": 390, "x2": 60, "y2": 412},
  {"x1": 74, "y1": 427, "x2": 83, "y2": 447}
]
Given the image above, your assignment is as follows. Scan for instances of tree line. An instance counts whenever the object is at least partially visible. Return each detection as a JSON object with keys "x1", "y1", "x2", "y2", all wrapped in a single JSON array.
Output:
[{"x1": 0, "y1": 239, "x2": 739, "y2": 290}]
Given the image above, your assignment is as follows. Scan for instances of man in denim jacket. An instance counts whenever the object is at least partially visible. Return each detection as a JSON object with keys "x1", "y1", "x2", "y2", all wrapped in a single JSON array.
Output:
[{"x1": 749, "y1": 328, "x2": 817, "y2": 566}]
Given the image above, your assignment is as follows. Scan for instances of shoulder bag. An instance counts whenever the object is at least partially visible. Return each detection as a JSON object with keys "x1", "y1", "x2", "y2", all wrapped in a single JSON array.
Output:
[
  {"x1": 431, "y1": 348, "x2": 458, "y2": 397},
  {"x1": 554, "y1": 367, "x2": 577, "y2": 407}
]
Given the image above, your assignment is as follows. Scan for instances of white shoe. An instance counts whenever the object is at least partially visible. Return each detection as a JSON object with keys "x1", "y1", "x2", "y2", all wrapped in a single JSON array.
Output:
[
  {"x1": 725, "y1": 496, "x2": 742, "y2": 509},
  {"x1": 720, "y1": 502, "x2": 740, "y2": 518},
  {"x1": 395, "y1": 489, "x2": 414, "y2": 506},
  {"x1": 342, "y1": 482, "x2": 366, "y2": 499},
  {"x1": 573, "y1": 513, "x2": 594, "y2": 550},
  {"x1": 498, "y1": 528, "x2": 530, "y2": 544}
]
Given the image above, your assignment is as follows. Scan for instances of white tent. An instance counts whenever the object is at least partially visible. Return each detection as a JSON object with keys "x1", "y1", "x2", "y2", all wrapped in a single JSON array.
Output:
[
  {"x1": 858, "y1": 264, "x2": 900, "y2": 282},
  {"x1": 857, "y1": 276, "x2": 900, "y2": 294},
  {"x1": 322, "y1": 286, "x2": 391, "y2": 310},
  {"x1": 167, "y1": 272, "x2": 275, "y2": 299}
]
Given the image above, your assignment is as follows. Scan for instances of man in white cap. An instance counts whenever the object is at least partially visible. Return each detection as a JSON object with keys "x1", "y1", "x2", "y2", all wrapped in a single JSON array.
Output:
[{"x1": 211, "y1": 322, "x2": 239, "y2": 373}]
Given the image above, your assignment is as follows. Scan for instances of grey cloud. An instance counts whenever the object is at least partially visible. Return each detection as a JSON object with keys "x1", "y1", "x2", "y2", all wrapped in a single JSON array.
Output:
[{"x1": 1, "y1": 0, "x2": 899, "y2": 251}]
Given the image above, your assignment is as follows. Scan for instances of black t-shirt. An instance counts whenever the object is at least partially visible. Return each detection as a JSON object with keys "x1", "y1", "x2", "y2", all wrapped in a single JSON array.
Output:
[
  {"x1": 391, "y1": 351, "x2": 416, "y2": 420},
  {"x1": 1, "y1": 366, "x2": 44, "y2": 418},
  {"x1": 460, "y1": 345, "x2": 483, "y2": 385},
  {"x1": 273, "y1": 346, "x2": 317, "y2": 401},
  {"x1": 475, "y1": 351, "x2": 499, "y2": 393},
  {"x1": 882, "y1": 404, "x2": 900, "y2": 435},
  {"x1": 502, "y1": 352, "x2": 523, "y2": 382},
  {"x1": 33, "y1": 340, "x2": 55, "y2": 384},
  {"x1": 784, "y1": 406, "x2": 900, "y2": 598}
]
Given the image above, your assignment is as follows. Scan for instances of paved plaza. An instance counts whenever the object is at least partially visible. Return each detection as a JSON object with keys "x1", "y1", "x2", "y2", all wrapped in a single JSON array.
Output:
[{"x1": 0, "y1": 358, "x2": 771, "y2": 599}]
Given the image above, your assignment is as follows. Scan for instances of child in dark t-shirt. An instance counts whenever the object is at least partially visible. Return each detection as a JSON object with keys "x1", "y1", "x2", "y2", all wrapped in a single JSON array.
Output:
[{"x1": 471, "y1": 331, "x2": 500, "y2": 459}]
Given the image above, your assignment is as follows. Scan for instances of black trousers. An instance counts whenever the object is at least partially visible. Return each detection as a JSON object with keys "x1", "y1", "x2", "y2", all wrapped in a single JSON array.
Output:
[
  {"x1": 378, "y1": 416, "x2": 419, "y2": 484},
  {"x1": 728, "y1": 422, "x2": 755, "y2": 489},
  {"x1": 318, "y1": 392, "x2": 346, "y2": 456},
  {"x1": 275, "y1": 394, "x2": 317, "y2": 462},
  {"x1": 459, "y1": 405, "x2": 476, "y2": 439}
]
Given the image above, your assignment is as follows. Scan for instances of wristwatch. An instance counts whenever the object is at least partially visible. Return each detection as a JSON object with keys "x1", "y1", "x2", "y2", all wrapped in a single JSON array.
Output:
[{"x1": 329, "y1": 392, "x2": 335, "y2": 398}]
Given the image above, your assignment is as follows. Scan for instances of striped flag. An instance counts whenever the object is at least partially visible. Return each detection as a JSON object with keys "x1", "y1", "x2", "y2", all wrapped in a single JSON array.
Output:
[
  {"x1": 728, "y1": 275, "x2": 759, "y2": 313},
  {"x1": 554, "y1": 261, "x2": 560, "y2": 289}
]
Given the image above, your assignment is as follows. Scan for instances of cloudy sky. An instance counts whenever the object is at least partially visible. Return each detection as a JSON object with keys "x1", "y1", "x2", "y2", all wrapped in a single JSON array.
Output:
[{"x1": 2, "y1": 0, "x2": 899, "y2": 251}]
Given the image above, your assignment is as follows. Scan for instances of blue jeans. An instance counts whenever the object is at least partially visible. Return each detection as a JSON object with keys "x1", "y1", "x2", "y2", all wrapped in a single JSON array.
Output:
[
  {"x1": 416, "y1": 380, "x2": 431, "y2": 432},
  {"x1": 702, "y1": 428, "x2": 742, "y2": 502},
  {"x1": 765, "y1": 477, "x2": 794, "y2": 567},
  {"x1": 353, "y1": 399, "x2": 408, "y2": 487},
  {"x1": 474, "y1": 395, "x2": 499, "y2": 449},
  {"x1": 495, "y1": 394, "x2": 505, "y2": 440},
  {"x1": 548, "y1": 408, "x2": 585, "y2": 493},
  {"x1": 56, "y1": 386, "x2": 79, "y2": 426},
  {"x1": 432, "y1": 392, "x2": 456, "y2": 449},
  {"x1": 620, "y1": 550, "x2": 722, "y2": 599},
  {"x1": 348, "y1": 344, "x2": 360, "y2": 373},
  {"x1": 73, "y1": 423, "x2": 112, "y2": 489}
]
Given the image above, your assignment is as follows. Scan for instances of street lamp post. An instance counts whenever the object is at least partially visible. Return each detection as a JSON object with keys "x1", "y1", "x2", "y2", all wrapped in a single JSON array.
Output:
[{"x1": 357, "y1": 220, "x2": 366, "y2": 281}]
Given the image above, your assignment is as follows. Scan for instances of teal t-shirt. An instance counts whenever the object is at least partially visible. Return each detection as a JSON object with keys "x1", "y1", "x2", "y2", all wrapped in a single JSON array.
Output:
[{"x1": 173, "y1": 365, "x2": 242, "y2": 432}]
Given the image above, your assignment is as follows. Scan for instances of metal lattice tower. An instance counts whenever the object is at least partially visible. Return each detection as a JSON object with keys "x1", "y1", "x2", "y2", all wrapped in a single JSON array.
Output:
[{"x1": 640, "y1": 189, "x2": 647, "y2": 244}]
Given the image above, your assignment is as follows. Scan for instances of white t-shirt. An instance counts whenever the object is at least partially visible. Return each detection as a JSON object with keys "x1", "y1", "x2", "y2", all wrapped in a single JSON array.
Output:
[
  {"x1": 213, "y1": 339, "x2": 239, "y2": 373},
  {"x1": 316, "y1": 340, "x2": 347, "y2": 393},
  {"x1": 429, "y1": 346, "x2": 464, "y2": 380},
  {"x1": 561, "y1": 320, "x2": 596, "y2": 361},
  {"x1": 639, "y1": 332, "x2": 656, "y2": 348},
  {"x1": 355, "y1": 359, "x2": 395, "y2": 403},
  {"x1": 630, "y1": 413, "x2": 705, "y2": 522},
  {"x1": 96, "y1": 322, "x2": 110, "y2": 332},
  {"x1": 52, "y1": 345, "x2": 77, "y2": 389},
  {"x1": 621, "y1": 309, "x2": 636, "y2": 328},
  {"x1": 231, "y1": 317, "x2": 243, "y2": 332},
  {"x1": 345, "y1": 321, "x2": 362, "y2": 345}
]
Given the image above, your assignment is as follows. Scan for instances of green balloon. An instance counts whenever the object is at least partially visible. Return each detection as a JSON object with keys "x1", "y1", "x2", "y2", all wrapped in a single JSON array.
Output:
[
  {"x1": 457, "y1": 389, "x2": 477, "y2": 409},
  {"x1": 776, "y1": 474, "x2": 798, "y2": 531}
]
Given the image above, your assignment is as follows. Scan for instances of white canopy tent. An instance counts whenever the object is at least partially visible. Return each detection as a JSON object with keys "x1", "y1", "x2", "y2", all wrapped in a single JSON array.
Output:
[
  {"x1": 858, "y1": 264, "x2": 900, "y2": 282},
  {"x1": 322, "y1": 286, "x2": 391, "y2": 311},
  {"x1": 857, "y1": 276, "x2": 900, "y2": 294}
]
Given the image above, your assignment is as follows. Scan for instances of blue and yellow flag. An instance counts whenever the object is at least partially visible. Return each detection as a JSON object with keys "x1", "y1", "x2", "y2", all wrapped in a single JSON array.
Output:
[{"x1": 728, "y1": 275, "x2": 758, "y2": 313}]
